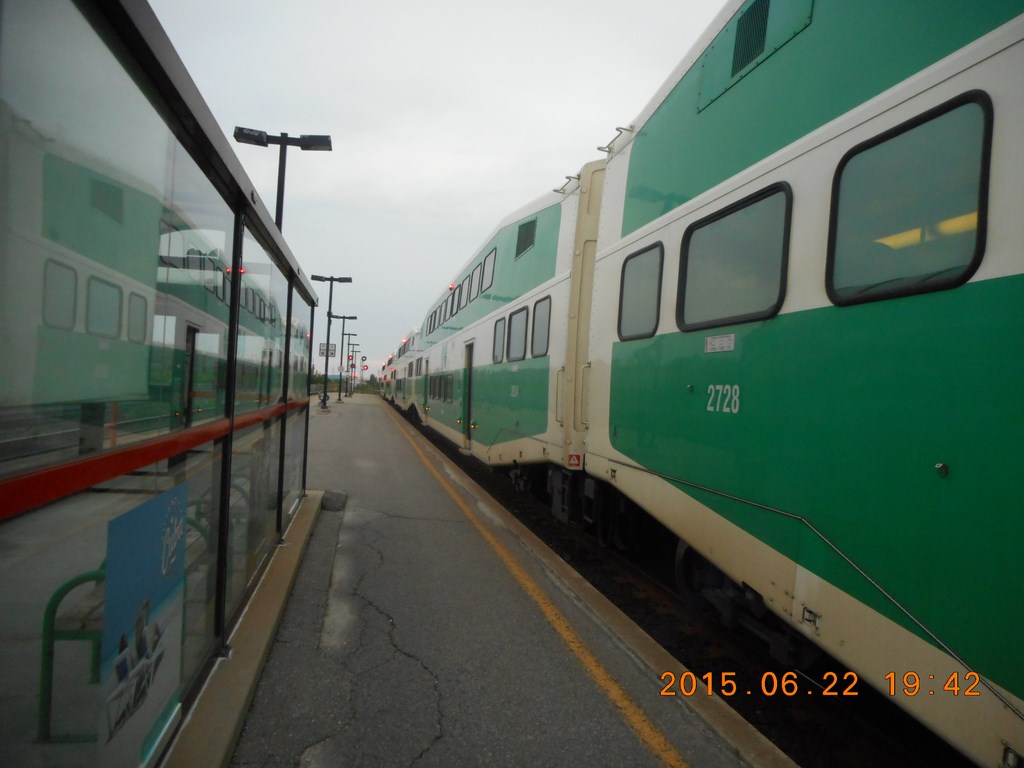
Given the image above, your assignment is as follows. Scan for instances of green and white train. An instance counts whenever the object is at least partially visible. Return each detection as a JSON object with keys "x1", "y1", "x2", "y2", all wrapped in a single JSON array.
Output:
[{"x1": 385, "y1": 1, "x2": 1024, "y2": 764}]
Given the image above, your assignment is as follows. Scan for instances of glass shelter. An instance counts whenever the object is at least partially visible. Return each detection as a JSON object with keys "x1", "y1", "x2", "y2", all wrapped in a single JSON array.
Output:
[{"x1": 0, "y1": 1, "x2": 317, "y2": 765}]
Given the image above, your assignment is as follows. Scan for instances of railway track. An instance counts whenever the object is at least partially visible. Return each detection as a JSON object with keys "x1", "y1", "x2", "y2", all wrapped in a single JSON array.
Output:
[{"x1": 410, "y1": 417, "x2": 975, "y2": 768}]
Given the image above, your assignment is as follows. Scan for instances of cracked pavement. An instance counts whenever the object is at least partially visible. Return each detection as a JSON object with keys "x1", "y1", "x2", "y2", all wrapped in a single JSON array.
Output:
[{"x1": 230, "y1": 396, "x2": 749, "y2": 768}]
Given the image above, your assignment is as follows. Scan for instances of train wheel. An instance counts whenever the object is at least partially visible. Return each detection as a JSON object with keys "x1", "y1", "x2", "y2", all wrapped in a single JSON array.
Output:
[{"x1": 674, "y1": 540, "x2": 720, "y2": 607}]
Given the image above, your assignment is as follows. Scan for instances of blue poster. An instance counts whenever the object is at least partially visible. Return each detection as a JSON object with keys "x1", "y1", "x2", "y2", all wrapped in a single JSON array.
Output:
[{"x1": 99, "y1": 483, "x2": 187, "y2": 767}]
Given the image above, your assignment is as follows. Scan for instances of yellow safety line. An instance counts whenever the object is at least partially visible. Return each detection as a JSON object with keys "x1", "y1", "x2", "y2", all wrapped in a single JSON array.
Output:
[{"x1": 385, "y1": 407, "x2": 689, "y2": 768}]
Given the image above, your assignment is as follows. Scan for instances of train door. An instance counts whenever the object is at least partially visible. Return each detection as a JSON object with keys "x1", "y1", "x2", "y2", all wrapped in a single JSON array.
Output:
[
  {"x1": 422, "y1": 359, "x2": 430, "y2": 421},
  {"x1": 463, "y1": 343, "x2": 474, "y2": 445}
]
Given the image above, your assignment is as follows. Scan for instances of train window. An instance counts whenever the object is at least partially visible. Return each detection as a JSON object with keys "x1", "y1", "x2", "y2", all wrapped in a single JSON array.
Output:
[
  {"x1": 481, "y1": 248, "x2": 496, "y2": 292},
  {"x1": 507, "y1": 306, "x2": 528, "y2": 362},
  {"x1": 459, "y1": 276, "x2": 471, "y2": 310},
  {"x1": 86, "y1": 277, "x2": 122, "y2": 337},
  {"x1": 827, "y1": 92, "x2": 992, "y2": 306},
  {"x1": 127, "y1": 293, "x2": 147, "y2": 343},
  {"x1": 416, "y1": 357, "x2": 422, "y2": 376},
  {"x1": 618, "y1": 243, "x2": 663, "y2": 340},
  {"x1": 470, "y1": 264, "x2": 482, "y2": 301},
  {"x1": 493, "y1": 317, "x2": 506, "y2": 363},
  {"x1": 677, "y1": 183, "x2": 790, "y2": 331},
  {"x1": 515, "y1": 220, "x2": 537, "y2": 258},
  {"x1": 43, "y1": 260, "x2": 76, "y2": 330},
  {"x1": 532, "y1": 297, "x2": 551, "y2": 357}
]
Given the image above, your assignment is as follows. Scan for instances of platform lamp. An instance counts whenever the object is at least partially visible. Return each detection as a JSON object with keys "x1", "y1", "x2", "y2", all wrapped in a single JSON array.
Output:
[
  {"x1": 348, "y1": 346, "x2": 360, "y2": 395},
  {"x1": 327, "y1": 313, "x2": 356, "y2": 403},
  {"x1": 340, "y1": 332, "x2": 358, "y2": 399},
  {"x1": 232, "y1": 127, "x2": 332, "y2": 231},
  {"x1": 310, "y1": 275, "x2": 352, "y2": 408}
]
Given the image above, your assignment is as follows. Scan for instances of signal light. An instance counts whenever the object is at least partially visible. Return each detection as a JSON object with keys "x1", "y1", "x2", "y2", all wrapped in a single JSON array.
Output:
[{"x1": 362, "y1": 365, "x2": 368, "y2": 371}]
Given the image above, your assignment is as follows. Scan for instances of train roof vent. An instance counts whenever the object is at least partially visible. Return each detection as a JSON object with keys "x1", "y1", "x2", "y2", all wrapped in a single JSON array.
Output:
[
  {"x1": 732, "y1": 0, "x2": 770, "y2": 76},
  {"x1": 698, "y1": 0, "x2": 813, "y2": 112}
]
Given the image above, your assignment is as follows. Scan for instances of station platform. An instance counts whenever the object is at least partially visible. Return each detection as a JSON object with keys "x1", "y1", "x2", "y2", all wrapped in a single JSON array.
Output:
[{"x1": 162, "y1": 394, "x2": 796, "y2": 768}]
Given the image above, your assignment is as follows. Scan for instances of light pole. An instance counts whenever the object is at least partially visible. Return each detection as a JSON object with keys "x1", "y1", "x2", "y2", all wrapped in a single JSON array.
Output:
[
  {"x1": 311, "y1": 277, "x2": 352, "y2": 409},
  {"x1": 340, "y1": 332, "x2": 357, "y2": 399},
  {"x1": 328, "y1": 314, "x2": 356, "y2": 401},
  {"x1": 348, "y1": 346, "x2": 361, "y2": 395},
  {"x1": 233, "y1": 127, "x2": 332, "y2": 231}
]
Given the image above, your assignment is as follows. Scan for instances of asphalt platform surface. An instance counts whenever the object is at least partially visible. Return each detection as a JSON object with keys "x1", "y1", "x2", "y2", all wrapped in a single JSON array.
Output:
[{"x1": 208, "y1": 394, "x2": 794, "y2": 768}]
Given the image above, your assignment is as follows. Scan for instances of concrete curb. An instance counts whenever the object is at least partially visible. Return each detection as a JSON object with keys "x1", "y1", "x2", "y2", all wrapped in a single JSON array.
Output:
[{"x1": 160, "y1": 490, "x2": 324, "y2": 768}]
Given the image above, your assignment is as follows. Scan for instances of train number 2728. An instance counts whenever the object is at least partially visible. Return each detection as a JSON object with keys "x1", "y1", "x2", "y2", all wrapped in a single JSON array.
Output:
[{"x1": 707, "y1": 384, "x2": 740, "y2": 413}]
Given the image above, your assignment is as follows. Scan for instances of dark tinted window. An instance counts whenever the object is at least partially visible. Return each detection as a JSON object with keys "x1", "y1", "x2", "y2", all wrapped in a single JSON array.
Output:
[
  {"x1": 481, "y1": 249, "x2": 496, "y2": 292},
  {"x1": 492, "y1": 318, "x2": 505, "y2": 363},
  {"x1": 531, "y1": 297, "x2": 551, "y2": 357},
  {"x1": 618, "y1": 244, "x2": 663, "y2": 340},
  {"x1": 507, "y1": 307, "x2": 528, "y2": 362},
  {"x1": 677, "y1": 184, "x2": 790, "y2": 331}
]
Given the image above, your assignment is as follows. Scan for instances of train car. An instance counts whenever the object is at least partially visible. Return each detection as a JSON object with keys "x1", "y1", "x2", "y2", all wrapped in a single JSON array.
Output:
[
  {"x1": 577, "y1": 1, "x2": 1023, "y2": 765},
  {"x1": 388, "y1": 1, "x2": 1024, "y2": 764},
  {"x1": 397, "y1": 163, "x2": 604, "y2": 475},
  {"x1": 387, "y1": 329, "x2": 419, "y2": 406}
]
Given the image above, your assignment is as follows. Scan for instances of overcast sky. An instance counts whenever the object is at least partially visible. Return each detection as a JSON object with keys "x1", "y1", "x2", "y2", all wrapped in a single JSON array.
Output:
[{"x1": 148, "y1": 0, "x2": 727, "y2": 374}]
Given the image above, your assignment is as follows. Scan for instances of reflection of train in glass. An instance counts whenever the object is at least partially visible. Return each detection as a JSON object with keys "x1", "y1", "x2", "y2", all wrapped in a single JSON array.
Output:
[
  {"x1": 385, "y1": 3, "x2": 1024, "y2": 765},
  {"x1": 0, "y1": 105, "x2": 297, "y2": 476}
]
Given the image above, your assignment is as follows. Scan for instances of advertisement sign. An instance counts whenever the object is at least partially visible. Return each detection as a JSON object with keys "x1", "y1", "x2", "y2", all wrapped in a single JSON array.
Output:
[{"x1": 99, "y1": 484, "x2": 187, "y2": 767}]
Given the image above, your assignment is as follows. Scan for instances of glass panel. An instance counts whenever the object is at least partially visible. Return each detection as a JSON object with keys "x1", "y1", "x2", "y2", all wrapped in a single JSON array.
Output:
[
  {"x1": 492, "y1": 318, "x2": 505, "y2": 363},
  {"x1": 235, "y1": 230, "x2": 285, "y2": 413},
  {"x1": 0, "y1": 443, "x2": 222, "y2": 767},
  {"x1": 288, "y1": 293, "x2": 312, "y2": 400},
  {"x1": 282, "y1": 407, "x2": 307, "y2": 520},
  {"x1": 619, "y1": 244, "x2": 663, "y2": 340},
  {"x1": 225, "y1": 420, "x2": 280, "y2": 616},
  {"x1": 0, "y1": 0, "x2": 234, "y2": 479},
  {"x1": 507, "y1": 307, "x2": 528, "y2": 362},
  {"x1": 532, "y1": 296, "x2": 551, "y2": 357},
  {"x1": 679, "y1": 186, "x2": 789, "y2": 330},
  {"x1": 829, "y1": 98, "x2": 989, "y2": 304}
]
